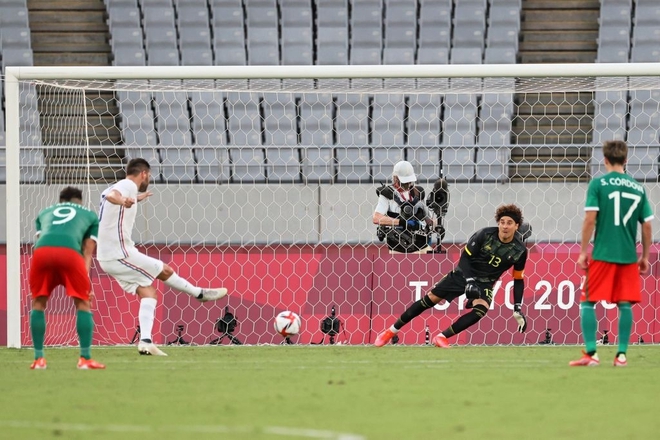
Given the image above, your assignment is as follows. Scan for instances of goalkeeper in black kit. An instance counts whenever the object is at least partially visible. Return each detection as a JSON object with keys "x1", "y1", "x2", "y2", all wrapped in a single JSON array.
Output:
[{"x1": 374, "y1": 204, "x2": 531, "y2": 348}]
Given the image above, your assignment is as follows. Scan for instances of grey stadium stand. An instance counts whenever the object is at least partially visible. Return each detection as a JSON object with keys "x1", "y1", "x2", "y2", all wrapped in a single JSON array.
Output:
[
  {"x1": 265, "y1": 146, "x2": 302, "y2": 183},
  {"x1": 335, "y1": 95, "x2": 370, "y2": 147},
  {"x1": 226, "y1": 92, "x2": 262, "y2": 146},
  {"x1": 191, "y1": 90, "x2": 227, "y2": 147},
  {"x1": 371, "y1": 94, "x2": 405, "y2": 147},
  {"x1": 299, "y1": 93, "x2": 334, "y2": 146},
  {"x1": 263, "y1": 93, "x2": 298, "y2": 146},
  {"x1": 302, "y1": 147, "x2": 334, "y2": 183}
]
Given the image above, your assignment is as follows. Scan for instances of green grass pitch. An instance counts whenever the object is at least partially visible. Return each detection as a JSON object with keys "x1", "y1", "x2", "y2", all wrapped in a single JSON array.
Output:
[{"x1": 1, "y1": 345, "x2": 660, "y2": 440}]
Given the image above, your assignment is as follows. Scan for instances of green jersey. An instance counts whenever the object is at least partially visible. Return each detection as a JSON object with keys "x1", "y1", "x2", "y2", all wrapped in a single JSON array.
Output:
[
  {"x1": 585, "y1": 171, "x2": 654, "y2": 264},
  {"x1": 34, "y1": 202, "x2": 99, "y2": 254}
]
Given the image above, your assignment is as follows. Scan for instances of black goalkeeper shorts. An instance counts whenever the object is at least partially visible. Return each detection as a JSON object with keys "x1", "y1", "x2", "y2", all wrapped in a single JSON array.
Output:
[{"x1": 430, "y1": 270, "x2": 494, "y2": 305}]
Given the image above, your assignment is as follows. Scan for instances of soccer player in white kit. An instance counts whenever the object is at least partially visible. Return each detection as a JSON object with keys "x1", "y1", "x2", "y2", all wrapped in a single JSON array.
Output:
[{"x1": 97, "y1": 158, "x2": 228, "y2": 356}]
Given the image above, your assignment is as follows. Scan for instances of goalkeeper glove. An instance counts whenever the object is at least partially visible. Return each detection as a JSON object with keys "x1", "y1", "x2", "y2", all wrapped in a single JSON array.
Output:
[
  {"x1": 513, "y1": 304, "x2": 528, "y2": 333},
  {"x1": 464, "y1": 277, "x2": 481, "y2": 297},
  {"x1": 399, "y1": 218, "x2": 421, "y2": 231}
]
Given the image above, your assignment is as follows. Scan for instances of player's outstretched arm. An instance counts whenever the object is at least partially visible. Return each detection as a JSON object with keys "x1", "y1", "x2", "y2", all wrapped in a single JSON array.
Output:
[
  {"x1": 82, "y1": 238, "x2": 96, "y2": 274},
  {"x1": 137, "y1": 191, "x2": 153, "y2": 202},
  {"x1": 105, "y1": 189, "x2": 135, "y2": 208},
  {"x1": 639, "y1": 221, "x2": 652, "y2": 274},
  {"x1": 512, "y1": 269, "x2": 528, "y2": 333}
]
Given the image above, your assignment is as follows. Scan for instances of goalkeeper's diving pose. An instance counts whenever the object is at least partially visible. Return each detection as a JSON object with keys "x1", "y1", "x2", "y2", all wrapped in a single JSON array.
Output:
[{"x1": 374, "y1": 204, "x2": 531, "y2": 348}]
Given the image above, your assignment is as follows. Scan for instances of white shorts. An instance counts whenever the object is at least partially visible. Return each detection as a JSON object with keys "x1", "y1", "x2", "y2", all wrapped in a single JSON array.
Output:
[{"x1": 98, "y1": 251, "x2": 164, "y2": 294}]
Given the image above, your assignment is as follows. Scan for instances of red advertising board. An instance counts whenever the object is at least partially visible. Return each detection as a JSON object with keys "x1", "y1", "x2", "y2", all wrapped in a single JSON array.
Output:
[{"x1": 1, "y1": 244, "x2": 658, "y2": 346}]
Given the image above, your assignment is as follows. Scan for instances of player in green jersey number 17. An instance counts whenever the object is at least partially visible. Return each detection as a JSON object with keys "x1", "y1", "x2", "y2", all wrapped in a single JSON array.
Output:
[{"x1": 570, "y1": 140, "x2": 653, "y2": 367}]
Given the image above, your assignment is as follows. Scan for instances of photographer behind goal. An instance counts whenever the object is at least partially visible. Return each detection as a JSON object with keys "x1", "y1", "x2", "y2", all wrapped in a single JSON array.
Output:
[{"x1": 372, "y1": 161, "x2": 449, "y2": 254}]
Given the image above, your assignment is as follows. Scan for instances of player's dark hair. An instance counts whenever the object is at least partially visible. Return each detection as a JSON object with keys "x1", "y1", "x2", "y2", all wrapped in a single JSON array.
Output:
[
  {"x1": 495, "y1": 204, "x2": 523, "y2": 225},
  {"x1": 602, "y1": 140, "x2": 628, "y2": 166},
  {"x1": 59, "y1": 186, "x2": 83, "y2": 202},
  {"x1": 126, "y1": 158, "x2": 151, "y2": 176}
]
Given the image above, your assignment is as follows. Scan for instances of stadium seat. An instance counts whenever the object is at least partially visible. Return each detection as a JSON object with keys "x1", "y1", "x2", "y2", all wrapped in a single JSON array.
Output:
[
  {"x1": 628, "y1": 89, "x2": 660, "y2": 145},
  {"x1": 0, "y1": 148, "x2": 5, "y2": 183},
  {"x1": 487, "y1": 27, "x2": 519, "y2": 50},
  {"x1": 598, "y1": 41, "x2": 630, "y2": 63},
  {"x1": 409, "y1": 146, "x2": 441, "y2": 182},
  {"x1": 442, "y1": 95, "x2": 477, "y2": 147},
  {"x1": 191, "y1": 90, "x2": 227, "y2": 146},
  {"x1": 442, "y1": 147, "x2": 476, "y2": 182},
  {"x1": 124, "y1": 147, "x2": 162, "y2": 181},
  {"x1": 117, "y1": 90, "x2": 157, "y2": 146},
  {"x1": 302, "y1": 147, "x2": 334, "y2": 183},
  {"x1": 407, "y1": 94, "x2": 441, "y2": 146},
  {"x1": 452, "y1": 27, "x2": 485, "y2": 50},
  {"x1": 417, "y1": 47, "x2": 449, "y2": 64},
  {"x1": 19, "y1": 149, "x2": 45, "y2": 183},
  {"x1": 300, "y1": 93, "x2": 333, "y2": 145},
  {"x1": 335, "y1": 95, "x2": 369, "y2": 146},
  {"x1": 625, "y1": 146, "x2": 659, "y2": 180},
  {"x1": 263, "y1": 93, "x2": 298, "y2": 146},
  {"x1": 0, "y1": 27, "x2": 31, "y2": 49},
  {"x1": 592, "y1": 91, "x2": 627, "y2": 144},
  {"x1": 484, "y1": 47, "x2": 516, "y2": 64},
  {"x1": 226, "y1": 92, "x2": 262, "y2": 146},
  {"x1": 1, "y1": 48, "x2": 33, "y2": 69},
  {"x1": 113, "y1": 47, "x2": 146, "y2": 66},
  {"x1": 476, "y1": 147, "x2": 510, "y2": 182},
  {"x1": 0, "y1": 7, "x2": 29, "y2": 28},
  {"x1": 372, "y1": 147, "x2": 406, "y2": 183},
  {"x1": 634, "y1": 3, "x2": 660, "y2": 27},
  {"x1": 160, "y1": 148, "x2": 196, "y2": 183},
  {"x1": 336, "y1": 147, "x2": 371, "y2": 183},
  {"x1": 478, "y1": 98, "x2": 513, "y2": 146},
  {"x1": 154, "y1": 91, "x2": 191, "y2": 146},
  {"x1": 599, "y1": 2, "x2": 632, "y2": 27},
  {"x1": 265, "y1": 147, "x2": 301, "y2": 183},
  {"x1": 195, "y1": 147, "x2": 230, "y2": 183},
  {"x1": 451, "y1": 47, "x2": 482, "y2": 64},
  {"x1": 230, "y1": 147, "x2": 266, "y2": 183},
  {"x1": 317, "y1": 28, "x2": 349, "y2": 65},
  {"x1": 371, "y1": 94, "x2": 405, "y2": 146}
]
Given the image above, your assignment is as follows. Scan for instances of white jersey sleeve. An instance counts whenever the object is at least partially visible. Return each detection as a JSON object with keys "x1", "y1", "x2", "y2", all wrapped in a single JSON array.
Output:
[{"x1": 97, "y1": 179, "x2": 139, "y2": 261}]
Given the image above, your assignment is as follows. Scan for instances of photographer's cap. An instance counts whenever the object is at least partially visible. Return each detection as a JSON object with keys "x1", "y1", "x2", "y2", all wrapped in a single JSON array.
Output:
[{"x1": 393, "y1": 161, "x2": 417, "y2": 183}]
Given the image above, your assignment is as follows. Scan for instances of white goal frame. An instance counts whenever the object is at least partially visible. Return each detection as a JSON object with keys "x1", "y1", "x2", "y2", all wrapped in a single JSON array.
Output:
[{"x1": 6, "y1": 62, "x2": 660, "y2": 348}]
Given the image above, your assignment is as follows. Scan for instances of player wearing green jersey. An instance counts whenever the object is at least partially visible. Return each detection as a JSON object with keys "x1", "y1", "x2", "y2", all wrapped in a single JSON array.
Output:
[
  {"x1": 570, "y1": 140, "x2": 653, "y2": 367},
  {"x1": 29, "y1": 187, "x2": 105, "y2": 370}
]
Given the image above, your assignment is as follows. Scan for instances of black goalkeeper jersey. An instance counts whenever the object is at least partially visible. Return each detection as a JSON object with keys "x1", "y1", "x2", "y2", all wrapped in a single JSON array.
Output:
[{"x1": 457, "y1": 227, "x2": 528, "y2": 284}]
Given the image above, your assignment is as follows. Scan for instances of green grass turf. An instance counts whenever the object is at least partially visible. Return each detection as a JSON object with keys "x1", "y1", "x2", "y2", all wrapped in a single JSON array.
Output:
[{"x1": 1, "y1": 345, "x2": 660, "y2": 440}]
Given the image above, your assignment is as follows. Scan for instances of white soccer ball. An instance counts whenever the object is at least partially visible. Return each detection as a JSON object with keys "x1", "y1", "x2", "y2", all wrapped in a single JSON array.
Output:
[{"x1": 274, "y1": 311, "x2": 302, "y2": 337}]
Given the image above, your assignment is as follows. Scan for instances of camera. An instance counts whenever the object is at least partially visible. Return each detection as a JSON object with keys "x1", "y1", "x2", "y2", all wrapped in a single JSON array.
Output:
[{"x1": 210, "y1": 306, "x2": 242, "y2": 345}]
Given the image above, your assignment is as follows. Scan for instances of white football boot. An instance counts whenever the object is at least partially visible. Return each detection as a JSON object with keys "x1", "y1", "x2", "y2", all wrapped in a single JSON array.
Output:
[
  {"x1": 138, "y1": 341, "x2": 168, "y2": 356},
  {"x1": 196, "y1": 288, "x2": 228, "y2": 302}
]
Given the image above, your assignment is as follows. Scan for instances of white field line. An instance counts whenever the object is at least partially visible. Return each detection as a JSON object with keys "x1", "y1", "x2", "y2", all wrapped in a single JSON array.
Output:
[{"x1": 0, "y1": 420, "x2": 366, "y2": 440}]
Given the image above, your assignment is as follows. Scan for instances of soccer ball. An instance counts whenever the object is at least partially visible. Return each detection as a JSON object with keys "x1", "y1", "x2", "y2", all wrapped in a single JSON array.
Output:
[{"x1": 274, "y1": 311, "x2": 302, "y2": 337}]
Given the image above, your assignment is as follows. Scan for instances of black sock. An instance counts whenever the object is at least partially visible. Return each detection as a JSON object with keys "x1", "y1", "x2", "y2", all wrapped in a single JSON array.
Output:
[
  {"x1": 141, "y1": 338, "x2": 152, "y2": 343},
  {"x1": 394, "y1": 295, "x2": 436, "y2": 330},
  {"x1": 442, "y1": 304, "x2": 488, "y2": 338}
]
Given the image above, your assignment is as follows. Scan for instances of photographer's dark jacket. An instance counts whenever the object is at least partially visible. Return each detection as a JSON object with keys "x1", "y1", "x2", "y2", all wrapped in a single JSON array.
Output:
[{"x1": 374, "y1": 184, "x2": 431, "y2": 253}]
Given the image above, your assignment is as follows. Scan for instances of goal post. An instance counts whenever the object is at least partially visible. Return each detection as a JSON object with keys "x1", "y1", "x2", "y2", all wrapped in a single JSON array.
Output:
[{"x1": 5, "y1": 63, "x2": 660, "y2": 349}]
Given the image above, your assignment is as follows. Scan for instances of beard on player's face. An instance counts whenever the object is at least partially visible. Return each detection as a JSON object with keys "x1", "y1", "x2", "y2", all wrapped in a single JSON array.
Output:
[{"x1": 139, "y1": 177, "x2": 149, "y2": 192}]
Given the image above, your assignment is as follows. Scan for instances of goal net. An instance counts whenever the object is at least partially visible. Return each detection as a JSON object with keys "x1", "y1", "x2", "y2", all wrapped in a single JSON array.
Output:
[{"x1": 4, "y1": 64, "x2": 659, "y2": 348}]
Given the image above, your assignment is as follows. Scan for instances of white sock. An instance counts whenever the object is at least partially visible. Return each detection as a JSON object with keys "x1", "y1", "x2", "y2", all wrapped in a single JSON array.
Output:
[
  {"x1": 164, "y1": 273, "x2": 203, "y2": 297},
  {"x1": 139, "y1": 297, "x2": 157, "y2": 342},
  {"x1": 389, "y1": 325, "x2": 399, "y2": 334}
]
